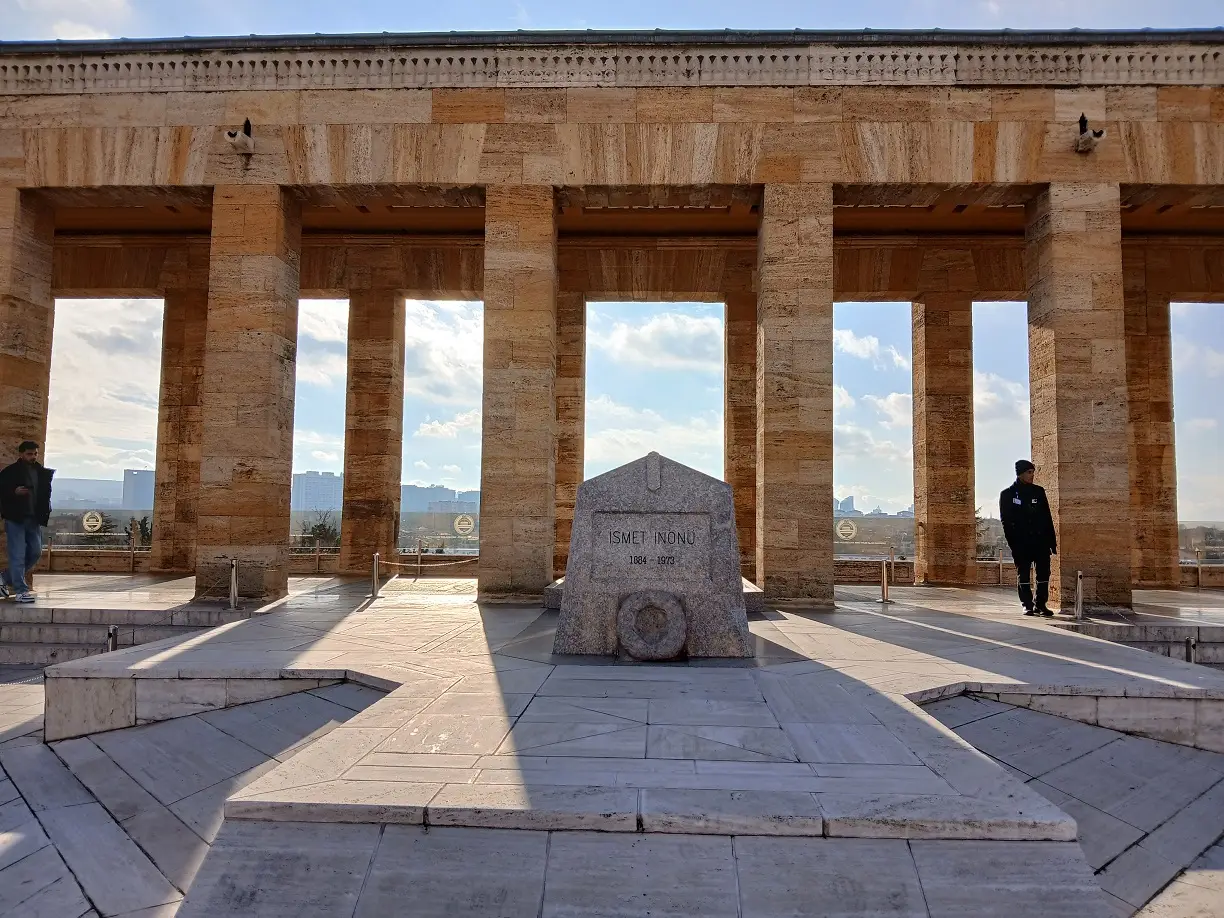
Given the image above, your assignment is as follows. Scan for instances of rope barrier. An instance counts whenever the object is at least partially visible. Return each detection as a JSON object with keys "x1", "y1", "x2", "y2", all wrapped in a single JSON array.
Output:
[{"x1": 381, "y1": 556, "x2": 480, "y2": 569}]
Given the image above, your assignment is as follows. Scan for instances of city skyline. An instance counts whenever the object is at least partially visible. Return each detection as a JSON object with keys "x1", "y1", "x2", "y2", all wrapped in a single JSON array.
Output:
[{"x1": 43, "y1": 294, "x2": 1224, "y2": 520}]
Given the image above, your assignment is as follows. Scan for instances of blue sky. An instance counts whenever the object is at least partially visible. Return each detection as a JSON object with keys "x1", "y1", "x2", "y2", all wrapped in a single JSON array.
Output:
[
  {"x1": 22, "y1": 0, "x2": 1224, "y2": 521},
  {"x1": 5, "y1": 0, "x2": 1223, "y2": 40}
]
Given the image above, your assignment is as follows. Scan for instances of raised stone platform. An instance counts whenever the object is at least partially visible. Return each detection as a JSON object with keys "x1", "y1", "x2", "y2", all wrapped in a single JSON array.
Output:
[{"x1": 39, "y1": 579, "x2": 1224, "y2": 844}]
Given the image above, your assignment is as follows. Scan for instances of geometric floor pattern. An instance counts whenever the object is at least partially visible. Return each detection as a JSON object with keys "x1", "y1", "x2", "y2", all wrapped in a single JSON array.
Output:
[{"x1": 6, "y1": 577, "x2": 1224, "y2": 916}]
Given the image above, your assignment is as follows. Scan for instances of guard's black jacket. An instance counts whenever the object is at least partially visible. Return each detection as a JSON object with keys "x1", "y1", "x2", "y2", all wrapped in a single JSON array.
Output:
[
  {"x1": 999, "y1": 479, "x2": 1056, "y2": 555},
  {"x1": 0, "y1": 461, "x2": 54, "y2": 526}
]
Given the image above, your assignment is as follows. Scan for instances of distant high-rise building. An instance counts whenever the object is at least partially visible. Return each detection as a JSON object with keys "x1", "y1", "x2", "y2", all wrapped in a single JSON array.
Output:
[
  {"x1": 834, "y1": 495, "x2": 862, "y2": 518},
  {"x1": 292, "y1": 471, "x2": 344, "y2": 511},
  {"x1": 896, "y1": 504, "x2": 915, "y2": 518},
  {"x1": 400, "y1": 484, "x2": 456, "y2": 512},
  {"x1": 456, "y1": 490, "x2": 480, "y2": 507},
  {"x1": 121, "y1": 469, "x2": 155, "y2": 511}
]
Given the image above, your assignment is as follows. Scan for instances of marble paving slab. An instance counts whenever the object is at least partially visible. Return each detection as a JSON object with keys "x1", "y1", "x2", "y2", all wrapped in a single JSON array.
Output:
[{"x1": 39, "y1": 582, "x2": 1224, "y2": 843}]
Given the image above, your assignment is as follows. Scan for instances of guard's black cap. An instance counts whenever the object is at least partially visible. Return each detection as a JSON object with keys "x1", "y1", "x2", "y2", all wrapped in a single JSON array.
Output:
[{"x1": 1015, "y1": 459, "x2": 1035, "y2": 475}]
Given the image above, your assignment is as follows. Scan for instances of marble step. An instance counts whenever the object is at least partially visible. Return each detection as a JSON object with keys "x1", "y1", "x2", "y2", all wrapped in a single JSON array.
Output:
[
  {"x1": 0, "y1": 622, "x2": 199, "y2": 646},
  {"x1": 0, "y1": 605, "x2": 247, "y2": 627}
]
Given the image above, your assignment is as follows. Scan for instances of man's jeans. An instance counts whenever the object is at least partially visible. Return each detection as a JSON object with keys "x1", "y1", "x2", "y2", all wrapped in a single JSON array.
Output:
[{"x1": 2, "y1": 519, "x2": 43, "y2": 594}]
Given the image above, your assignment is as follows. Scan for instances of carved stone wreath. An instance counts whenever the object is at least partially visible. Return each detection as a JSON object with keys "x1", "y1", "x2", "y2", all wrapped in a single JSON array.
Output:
[{"x1": 616, "y1": 589, "x2": 687, "y2": 661}]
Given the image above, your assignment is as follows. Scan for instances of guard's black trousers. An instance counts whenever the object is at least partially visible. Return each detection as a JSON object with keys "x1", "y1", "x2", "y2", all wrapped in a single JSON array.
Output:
[{"x1": 1013, "y1": 550, "x2": 1051, "y2": 611}]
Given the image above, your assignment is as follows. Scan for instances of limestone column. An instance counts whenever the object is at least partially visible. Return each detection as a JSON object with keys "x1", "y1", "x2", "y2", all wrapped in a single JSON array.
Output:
[
  {"x1": 1025, "y1": 183, "x2": 1132, "y2": 608},
  {"x1": 0, "y1": 187, "x2": 53, "y2": 455},
  {"x1": 554, "y1": 291, "x2": 585, "y2": 576},
  {"x1": 479, "y1": 186, "x2": 557, "y2": 597},
  {"x1": 912, "y1": 292, "x2": 977, "y2": 585},
  {"x1": 195, "y1": 186, "x2": 301, "y2": 601},
  {"x1": 150, "y1": 287, "x2": 208, "y2": 573},
  {"x1": 1124, "y1": 283, "x2": 1179, "y2": 588},
  {"x1": 339, "y1": 288, "x2": 406, "y2": 574},
  {"x1": 0, "y1": 188, "x2": 53, "y2": 573},
  {"x1": 724, "y1": 291, "x2": 757, "y2": 584},
  {"x1": 756, "y1": 183, "x2": 834, "y2": 601}
]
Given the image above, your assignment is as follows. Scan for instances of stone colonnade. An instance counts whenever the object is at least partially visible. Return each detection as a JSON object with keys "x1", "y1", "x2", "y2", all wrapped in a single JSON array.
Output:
[{"x1": 3, "y1": 184, "x2": 1215, "y2": 609}]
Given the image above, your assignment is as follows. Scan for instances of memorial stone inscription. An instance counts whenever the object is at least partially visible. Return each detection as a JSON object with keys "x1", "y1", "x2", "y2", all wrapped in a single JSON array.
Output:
[{"x1": 553, "y1": 452, "x2": 753, "y2": 660}]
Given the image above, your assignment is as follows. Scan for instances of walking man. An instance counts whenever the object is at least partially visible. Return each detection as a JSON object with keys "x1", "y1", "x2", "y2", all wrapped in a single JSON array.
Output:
[
  {"x1": 0, "y1": 441, "x2": 54, "y2": 603},
  {"x1": 1000, "y1": 459, "x2": 1057, "y2": 617}
]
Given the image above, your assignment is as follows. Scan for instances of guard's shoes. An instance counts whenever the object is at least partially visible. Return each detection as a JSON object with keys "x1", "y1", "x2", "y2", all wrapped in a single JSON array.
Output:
[
  {"x1": 1023, "y1": 608, "x2": 1038, "y2": 616},
  {"x1": 0, "y1": 583, "x2": 9, "y2": 600},
  {"x1": 14, "y1": 592, "x2": 35, "y2": 604},
  {"x1": 1037, "y1": 606, "x2": 1054, "y2": 617}
]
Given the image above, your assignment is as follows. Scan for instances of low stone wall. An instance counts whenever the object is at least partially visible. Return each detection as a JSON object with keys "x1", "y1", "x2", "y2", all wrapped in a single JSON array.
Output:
[
  {"x1": 1180, "y1": 565, "x2": 1224, "y2": 588},
  {"x1": 965, "y1": 687, "x2": 1224, "y2": 754},
  {"x1": 30, "y1": 551, "x2": 1224, "y2": 588},
  {"x1": 1050, "y1": 621, "x2": 1224, "y2": 670},
  {"x1": 44, "y1": 673, "x2": 341, "y2": 740}
]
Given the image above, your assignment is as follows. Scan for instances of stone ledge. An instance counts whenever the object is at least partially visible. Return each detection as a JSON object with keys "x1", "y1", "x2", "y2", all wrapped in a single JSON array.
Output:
[
  {"x1": 544, "y1": 577, "x2": 764, "y2": 614},
  {"x1": 965, "y1": 688, "x2": 1224, "y2": 754}
]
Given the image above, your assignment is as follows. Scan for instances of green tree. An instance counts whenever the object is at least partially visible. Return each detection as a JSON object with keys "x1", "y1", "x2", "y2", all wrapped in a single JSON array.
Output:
[{"x1": 301, "y1": 510, "x2": 340, "y2": 547}]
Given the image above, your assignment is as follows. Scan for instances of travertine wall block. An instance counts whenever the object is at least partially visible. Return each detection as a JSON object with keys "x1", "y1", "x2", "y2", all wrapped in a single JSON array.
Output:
[
  {"x1": 340, "y1": 288, "x2": 406, "y2": 573},
  {"x1": 0, "y1": 187, "x2": 53, "y2": 451},
  {"x1": 479, "y1": 185, "x2": 558, "y2": 597},
  {"x1": 150, "y1": 286, "x2": 207, "y2": 573},
  {"x1": 553, "y1": 291, "x2": 585, "y2": 577},
  {"x1": 195, "y1": 185, "x2": 302, "y2": 600},
  {"x1": 0, "y1": 187, "x2": 53, "y2": 570},
  {"x1": 1025, "y1": 183, "x2": 1132, "y2": 608},
  {"x1": 756, "y1": 183, "x2": 835, "y2": 601},
  {"x1": 724, "y1": 292, "x2": 757, "y2": 584},
  {"x1": 912, "y1": 292, "x2": 977, "y2": 585}
]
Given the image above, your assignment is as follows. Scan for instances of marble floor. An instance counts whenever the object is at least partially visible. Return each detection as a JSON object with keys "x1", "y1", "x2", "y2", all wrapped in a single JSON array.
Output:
[{"x1": 5, "y1": 577, "x2": 1224, "y2": 916}]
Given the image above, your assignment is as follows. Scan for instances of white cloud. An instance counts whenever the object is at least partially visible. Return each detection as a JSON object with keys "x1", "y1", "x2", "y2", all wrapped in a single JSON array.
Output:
[
  {"x1": 298, "y1": 299, "x2": 348, "y2": 344},
  {"x1": 413, "y1": 460, "x2": 431, "y2": 470},
  {"x1": 834, "y1": 422, "x2": 912, "y2": 468},
  {"x1": 974, "y1": 371, "x2": 1029, "y2": 424},
  {"x1": 585, "y1": 395, "x2": 722, "y2": 478},
  {"x1": 864, "y1": 392, "x2": 912, "y2": 428},
  {"x1": 834, "y1": 385, "x2": 855, "y2": 412},
  {"x1": 1174, "y1": 336, "x2": 1224, "y2": 378},
  {"x1": 402, "y1": 301, "x2": 483, "y2": 405},
  {"x1": 296, "y1": 352, "x2": 347, "y2": 387},
  {"x1": 414, "y1": 408, "x2": 481, "y2": 439},
  {"x1": 294, "y1": 429, "x2": 343, "y2": 449},
  {"x1": 311, "y1": 450, "x2": 339, "y2": 463},
  {"x1": 15, "y1": 0, "x2": 130, "y2": 39},
  {"x1": 590, "y1": 312, "x2": 722, "y2": 373},
  {"x1": 442, "y1": 464, "x2": 462, "y2": 474},
  {"x1": 833, "y1": 328, "x2": 910, "y2": 369},
  {"x1": 45, "y1": 299, "x2": 163, "y2": 479},
  {"x1": 52, "y1": 21, "x2": 110, "y2": 38},
  {"x1": 1187, "y1": 418, "x2": 1219, "y2": 432}
]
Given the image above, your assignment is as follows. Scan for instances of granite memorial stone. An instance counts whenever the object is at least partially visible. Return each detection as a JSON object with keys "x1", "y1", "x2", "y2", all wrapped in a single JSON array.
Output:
[{"x1": 552, "y1": 452, "x2": 754, "y2": 659}]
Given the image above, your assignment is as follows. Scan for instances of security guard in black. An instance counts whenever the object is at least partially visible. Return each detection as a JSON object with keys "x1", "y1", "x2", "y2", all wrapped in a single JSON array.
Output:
[{"x1": 1000, "y1": 459, "x2": 1057, "y2": 616}]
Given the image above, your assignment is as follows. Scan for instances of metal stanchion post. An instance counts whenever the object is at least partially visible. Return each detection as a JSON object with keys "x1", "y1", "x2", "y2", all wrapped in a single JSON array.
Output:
[
  {"x1": 1197, "y1": 549, "x2": 1204, "y2": 588},
  {"x1": 228, "y1": 559, "x2": 239, "y2": 611},
  {"x1": 129, "y1": 517, "x2": 138, "y2": 573},
  {"x1": 106, "y1": 625, "x2": 118, "y2": 653},
  {"x1": 372, "y1": 552, "x2": 380, "y2": 598},
  {"x1": 876, "y1": 559, "x2": 894, "y2": 604},
  {"x1": 417, "y1": 539, "x2": 422, "y2": 580},
  {"x1": 1186, "y1": 637, "x2": 1196, "y2": 665},
  {"x1": 1074, "y1": 570, "x2": 1084, "y2": 621},
  {"x1": 315, "y1": 537, "x2": 321, "y2": 574},
  {"x1": 888, "y1": 545, "x2": 895, "y2": 586},
  {"x1": 997, "y1": 547, "x2": 1004, "y2": 585}
]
